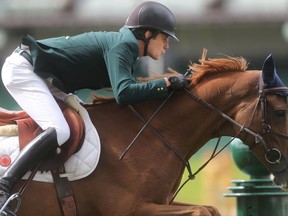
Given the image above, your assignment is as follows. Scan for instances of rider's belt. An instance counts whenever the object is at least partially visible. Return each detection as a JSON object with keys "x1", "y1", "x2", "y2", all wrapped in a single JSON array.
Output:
[{"x1": 14, "y1": 47, "x2": 33, "y2": 65}]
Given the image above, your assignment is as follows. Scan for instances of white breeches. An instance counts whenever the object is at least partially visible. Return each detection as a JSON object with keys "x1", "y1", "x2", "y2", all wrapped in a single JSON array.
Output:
[{"x1": 1, "y1": 51, "x2": 70, "y2": 145}]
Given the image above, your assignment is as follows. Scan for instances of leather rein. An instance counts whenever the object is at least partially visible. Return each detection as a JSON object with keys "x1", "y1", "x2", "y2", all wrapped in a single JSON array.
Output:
[{"x1": 119, "y1": 72, "x2": 288, "y2": 202}]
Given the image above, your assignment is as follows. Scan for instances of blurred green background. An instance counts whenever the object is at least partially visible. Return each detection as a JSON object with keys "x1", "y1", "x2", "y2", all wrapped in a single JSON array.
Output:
[{"x1": 1, "y1": 1, "x2": 287, "y2": 215}]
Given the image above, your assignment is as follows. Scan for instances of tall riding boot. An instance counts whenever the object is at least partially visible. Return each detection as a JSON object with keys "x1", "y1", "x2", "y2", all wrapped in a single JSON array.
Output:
[{"x1": 0, "y1": 127, "x2": 59, "y2": 215}]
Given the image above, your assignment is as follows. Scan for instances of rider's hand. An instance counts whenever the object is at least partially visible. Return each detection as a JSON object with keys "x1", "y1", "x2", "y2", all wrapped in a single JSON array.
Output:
[{"x1": 168, "y1": 75, "x2": 188, "y2": 90}]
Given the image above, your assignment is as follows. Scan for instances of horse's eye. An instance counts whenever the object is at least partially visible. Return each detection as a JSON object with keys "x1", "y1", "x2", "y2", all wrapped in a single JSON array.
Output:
[{"x1": 275, "y1": 110, "x2": 286, "y2": 117}]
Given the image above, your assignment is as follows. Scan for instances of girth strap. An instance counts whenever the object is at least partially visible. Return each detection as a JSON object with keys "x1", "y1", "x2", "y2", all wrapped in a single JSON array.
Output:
[{"x1": 51, "y1": 167, "x2": 77, "y2": 216}]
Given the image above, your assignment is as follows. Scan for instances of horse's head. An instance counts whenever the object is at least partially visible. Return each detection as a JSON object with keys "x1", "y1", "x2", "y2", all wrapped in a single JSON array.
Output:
[
  {"x1": 244, "y1": 54, "x2": 288, "y2": 188},
  {"x1": 186, "y1": 51, "x2": 288, "y2": 189}
]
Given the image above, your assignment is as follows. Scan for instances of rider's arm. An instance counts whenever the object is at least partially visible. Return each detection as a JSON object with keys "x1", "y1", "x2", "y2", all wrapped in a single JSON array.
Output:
[{"x1": 105, "y1": 42, "x2": 169, "y2": 105}]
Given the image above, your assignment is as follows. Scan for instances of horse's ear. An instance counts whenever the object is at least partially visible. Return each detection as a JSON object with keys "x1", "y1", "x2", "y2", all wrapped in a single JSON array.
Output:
[
  {"x1": 262, "y1": 54, "x2": 276, "y2": 87},
  {"x1": 262, "y1": 54, "x2": 287, "y2": 92}
]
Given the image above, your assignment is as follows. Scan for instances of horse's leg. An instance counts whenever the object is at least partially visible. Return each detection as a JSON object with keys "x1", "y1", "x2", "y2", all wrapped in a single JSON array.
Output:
[
  {"x1": 172, "y1": 202, "x2": 221, "y2": 216},
  {"x1": 135, "y1": 202, "x2": 221, "y2": 216}
]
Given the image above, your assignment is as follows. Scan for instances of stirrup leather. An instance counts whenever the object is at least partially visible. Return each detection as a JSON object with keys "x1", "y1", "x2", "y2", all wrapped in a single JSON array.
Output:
[{"x1": 0, "y1": 193, "x2": 21, "y2": 216}]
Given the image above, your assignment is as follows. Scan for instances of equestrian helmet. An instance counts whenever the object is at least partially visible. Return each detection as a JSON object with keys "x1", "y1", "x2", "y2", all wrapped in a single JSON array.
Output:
[{"x1": 125, "y1": 1, "x2": 178, "y2": 41}]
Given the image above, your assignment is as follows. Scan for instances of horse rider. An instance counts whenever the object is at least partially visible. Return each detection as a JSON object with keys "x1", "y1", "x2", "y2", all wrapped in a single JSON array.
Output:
[{"x1": 0, "y1": 1, "x2": 187, "y2": 214}]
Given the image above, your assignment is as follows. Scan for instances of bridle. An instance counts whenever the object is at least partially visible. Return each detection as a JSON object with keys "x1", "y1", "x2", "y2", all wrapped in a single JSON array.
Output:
[
  {"x1": 119, "y1": 71, "x2": 288, "y2": 201},
  {"x1": 182, "y1": 75, "x2": 288, "y2": 173},
  {"x1": 255, "y1": 77, "x2": 288, "y2": 173}
]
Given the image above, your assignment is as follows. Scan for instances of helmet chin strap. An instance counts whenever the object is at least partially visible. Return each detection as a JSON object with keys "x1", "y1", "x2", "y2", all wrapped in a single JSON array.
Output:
[
  {"x1": 143, "y1": 38, "x2": 151, "y2": 56},
  {"x1": 131, "y1": 29, "x2": 161, "y2": 56},
  {"x1": 138, "y1": 31, "x2": 160, "y2": 56}
]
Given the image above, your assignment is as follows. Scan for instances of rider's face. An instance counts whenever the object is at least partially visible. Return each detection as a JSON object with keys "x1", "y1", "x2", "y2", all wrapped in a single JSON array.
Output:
[{"x1": 147, "y1": 33, "x2": 169, "y2": 60}]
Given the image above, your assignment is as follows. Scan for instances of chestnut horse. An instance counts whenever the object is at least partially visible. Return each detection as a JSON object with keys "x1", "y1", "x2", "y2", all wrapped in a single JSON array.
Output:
[{"x1": 7, "y1": 51, "x2": 288, "y2": 215}]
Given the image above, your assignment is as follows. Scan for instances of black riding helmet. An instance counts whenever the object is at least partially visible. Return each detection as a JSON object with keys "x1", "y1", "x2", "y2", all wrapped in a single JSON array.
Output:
[{"x1": 125, "y1": 1, "x2": 178, "y2": 56}]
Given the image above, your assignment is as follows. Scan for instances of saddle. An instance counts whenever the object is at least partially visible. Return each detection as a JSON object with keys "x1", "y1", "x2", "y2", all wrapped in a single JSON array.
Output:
[
  {"x1": 0, "y1": 100, "x2": 85, "y2": 215},
  {"x1": 0, "y1": 101, "x2": 85, "y2": 171}
]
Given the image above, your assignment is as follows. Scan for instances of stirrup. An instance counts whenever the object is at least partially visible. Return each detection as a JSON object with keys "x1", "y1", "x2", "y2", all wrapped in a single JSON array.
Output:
[{"x1": 0, "y1": 193, "x2": 21, "y2": 216}]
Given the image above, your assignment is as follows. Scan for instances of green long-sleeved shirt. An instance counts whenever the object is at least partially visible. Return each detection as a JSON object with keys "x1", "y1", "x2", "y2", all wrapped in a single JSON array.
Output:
[{"x1": 23, "y1": 27, "x2": 169, "y2": 104}]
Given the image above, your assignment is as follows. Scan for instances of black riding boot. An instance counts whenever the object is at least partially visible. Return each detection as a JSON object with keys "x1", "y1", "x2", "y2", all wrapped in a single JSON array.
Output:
[{"x1": 0, "y1": 127, "x2": 58, "y2": 215}]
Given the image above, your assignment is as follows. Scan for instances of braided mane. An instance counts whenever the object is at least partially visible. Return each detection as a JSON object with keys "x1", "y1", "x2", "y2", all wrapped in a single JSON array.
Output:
[{"x1": 188, "y1": 49, "x2": 248, "y2": 86}]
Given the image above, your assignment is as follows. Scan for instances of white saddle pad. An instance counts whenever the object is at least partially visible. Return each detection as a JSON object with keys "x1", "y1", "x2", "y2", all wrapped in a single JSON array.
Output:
[{"x1": 0, "y1": 105, "x2": 101, "y2": 183}]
